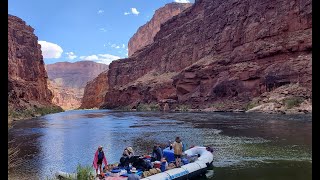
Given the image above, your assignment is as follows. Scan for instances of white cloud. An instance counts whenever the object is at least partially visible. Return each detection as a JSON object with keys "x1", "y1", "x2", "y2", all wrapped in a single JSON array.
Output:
[
  {"x1": 79, "y1": 54, "x2": 121, "y2": 64},
  {"x1": 99, "y1": 28, "x2": 107, "y2": 32},
  {"x1": 174, "y1": 0, "x2": 190, "y2": 3},
  {"x1": 124, "y1": 12, "x2": 130, "y2": 15},
  {"x1": 82, "y1": 55, "x2": 99, "y2": 60},
  {"x1": 131, "y1": 8, "x2": 140, "y2": 15},
  {"x1": 38, "y1": 41, "x2": 63, "y2": 58},
  {"x1": 110, "y1": 43, "x2": 126, "y2": 49},
  {"x1": 65, "y1": 52, "x2": 77, "y2": 60},
  {"x1": 97, "y1": 10, "x2": 104, "y2": 14}
]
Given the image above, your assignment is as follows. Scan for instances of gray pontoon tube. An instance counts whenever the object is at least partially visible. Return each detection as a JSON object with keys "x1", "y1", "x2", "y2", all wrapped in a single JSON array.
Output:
[{"x1": 141, "y1": 146, "x2": 214, "y2": 180}]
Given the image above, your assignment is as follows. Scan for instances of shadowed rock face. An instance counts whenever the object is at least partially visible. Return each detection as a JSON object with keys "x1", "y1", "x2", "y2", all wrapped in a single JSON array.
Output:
[
  {"x1": 103, "y1": 0, "x2": 311, "y2": 111},
  {"x1": 128, "y1": 2, "x2": 192, "y2": 57},
  {"x1": 80, "y1": 71, "x2": 109, "y2": 109},
  {"x1": 46, "y1": 61, "x2": 108, "y2": 110},
  {"x1": 8, "y1": 14, "x2": 61, "y2": 121}
]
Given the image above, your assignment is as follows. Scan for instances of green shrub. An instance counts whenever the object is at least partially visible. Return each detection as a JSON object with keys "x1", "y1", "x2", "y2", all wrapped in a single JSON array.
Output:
[
  {"x1": 283, "y1": 97, "x2": 304, "y2": 109},
  {"x1": 136, "y1": 103, "x2": 149, "y2": 111},
  {"x1": 8, "y1": 106, "x2": 63, "y2": 124},
  {"x1": 245, "y1": 102, "x2": 257, "y2": 110},
  {"x1": 210, "y1": 102, "x2": 224, "y2": 109},
  {"x1": 114, "y1": 106, "x2": 131, "y2": 111},
  {"x1": 149, "y1": 103, "x2": 160, "y2": 111},
  {"x1": 76, "y1": 164, "x2": 95, "y2": 180},
  {"x1": 35, "y1": 106, "x2": 64, "y2": 116},
  {"x1": 177, "y1": 104, "x2": 190, "y2": 112}
]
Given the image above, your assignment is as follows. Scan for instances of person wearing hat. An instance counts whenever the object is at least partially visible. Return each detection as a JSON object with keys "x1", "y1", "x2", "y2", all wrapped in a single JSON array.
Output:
[
  {"x1": 128, "y1": 167, "x2": 140, "y2": 180},
  {"x1": 93, "y1": 145, "x2": 108, "y2": 176},
  {"x1": 120, "y1": 146, "x2": 135, "y2": 167},
  {"x1": 123, "y1": 146, "x2": 134, "y2": 158}
]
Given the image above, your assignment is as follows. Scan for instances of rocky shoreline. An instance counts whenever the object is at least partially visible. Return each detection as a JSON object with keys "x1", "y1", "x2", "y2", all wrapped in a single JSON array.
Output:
[{"x1": 103, "y1": 83, "x2": 311, "y2": 115}]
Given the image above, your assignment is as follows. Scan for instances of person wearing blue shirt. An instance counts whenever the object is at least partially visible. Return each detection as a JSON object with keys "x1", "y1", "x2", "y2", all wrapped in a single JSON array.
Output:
[{"x1": 151, "y1": 145, "x2": 163, "y2": 161}]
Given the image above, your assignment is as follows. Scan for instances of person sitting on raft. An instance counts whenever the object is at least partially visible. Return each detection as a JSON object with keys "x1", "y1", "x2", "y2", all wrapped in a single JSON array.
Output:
[
  {"x1": 93, "y1": 145, "x2": 108, "y2": 175},
  {"x1": 151, "y1": 145, "x2": 163, "y2": 162},
  {"x1": 120, "y1": 146, "x2": 135, "y2": 167},
  {"x1": 206, "y1": 146, "x2": 214, "y2": 153},
  {"x1": 123, "y1": 146, "x2": 134, "y2": 158}
]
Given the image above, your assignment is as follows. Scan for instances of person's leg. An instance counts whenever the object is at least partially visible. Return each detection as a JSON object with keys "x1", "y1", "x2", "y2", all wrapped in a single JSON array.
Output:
[
  {"x1": 96, "y1": 167, "x2": 98, "y2": 176},
  {"x1": 176, "y1": 158, "x2": 179, "y2": 167},
  {"x1": 178, "y1": 157, "x2": 181, "y2": 167},
  {"x1": 99, "y1": 164, "x2": 102, "y2": 174},
  {"x1": 174, "y1": 155, "x2": 179, "y2": 167},
  {"x1": 176, "y1": 155, "x2": 181, "y2": 167}
]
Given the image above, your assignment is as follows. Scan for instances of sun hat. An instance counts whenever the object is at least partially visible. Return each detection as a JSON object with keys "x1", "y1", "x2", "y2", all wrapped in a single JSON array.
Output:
[
  {"x1": 131, "y1": 167, "x2": 138, "y2": 173},
  {"x1": 127, "y1": 147, "x2": 133, "y2": 153},
  {"x1": 98, "y1": 145, "x2": 103, "y2": 149}
]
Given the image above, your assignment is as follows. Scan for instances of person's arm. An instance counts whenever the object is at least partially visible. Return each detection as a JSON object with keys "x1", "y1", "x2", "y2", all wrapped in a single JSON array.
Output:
[
  {"x1": 103, "y1": 152, "x2": 108, "y2": 166},
  {"x1": 151, "y1": 150, "x2": 156, "y2": 157},
  {"x1": 158, "y1": 148, "x2": 163, "y2": 159},
  {"x1": 93, "y1": 150, "x2": 98, "y2": 170},
  {"x1": 128, "y1": 151, "x2": 134, "y2": 158},
  {"x1": 123, "y1": 149, "x2": 129, "y2": 156},
  {"x1": 170, "y1": 142, "x2": 175, "y2": 150}
]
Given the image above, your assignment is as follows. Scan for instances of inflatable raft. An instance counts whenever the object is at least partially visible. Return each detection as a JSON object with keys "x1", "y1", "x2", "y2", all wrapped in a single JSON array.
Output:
[
  {"x1": 141, "y1": 146, "x2": 214, "y2": 180},
  {"x1": 55, "y1": 146, "x2": 213, "y2": 180}
]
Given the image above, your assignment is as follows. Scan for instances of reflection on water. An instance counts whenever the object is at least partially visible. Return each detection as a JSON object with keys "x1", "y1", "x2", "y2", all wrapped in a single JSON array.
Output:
[{"x1": 8, "y1": 110, "x2": 312, "y2": 180}]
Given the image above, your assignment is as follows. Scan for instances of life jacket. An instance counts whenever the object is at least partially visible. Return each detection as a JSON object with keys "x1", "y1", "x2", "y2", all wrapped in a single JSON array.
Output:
[
  {"x1": 173, "y1": 142, "x2": 183, "y2": 155},
  {"x1": 98, "y1": 151, "x2": 104, "y2": 160}
]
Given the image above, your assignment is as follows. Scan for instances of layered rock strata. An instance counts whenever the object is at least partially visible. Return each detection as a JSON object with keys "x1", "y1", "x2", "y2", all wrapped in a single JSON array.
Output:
[
  {"x1": 8, "y1": 15, "x2": 62, "y2": 122},
  {"x1": 128, "y1": 2, "x2": 192, "y2": 57},
  {"x1": 103, "y1": 0, "x2": 311, "y2": 113},
  {"x1": 80, "y1": 71, "x2": 109, "y2": 109},
  {"x1": 46, "y1": 61, "x2": 108, "y2": 109}
]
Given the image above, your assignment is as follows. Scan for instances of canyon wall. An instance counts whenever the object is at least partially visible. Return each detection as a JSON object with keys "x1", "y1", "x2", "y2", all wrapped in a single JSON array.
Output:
[
  {"x1": 47, "y1": 80, "x2": 83, "y2": 110},
  {"x1": 102, "y1": 0, "x2": 311, "y2": 112},
  {"x1": 80, "y1": 71, "x2": 109, "y2": 109},
  {"x1": 46, "y1": 61, "x2": 108, "y2": 110},
  {"x1": 128, "y1": 2, "x2": 192, "y2": 57},
  {"x1": 8, "y1": 15, "x2": 62, "y2": 122}
]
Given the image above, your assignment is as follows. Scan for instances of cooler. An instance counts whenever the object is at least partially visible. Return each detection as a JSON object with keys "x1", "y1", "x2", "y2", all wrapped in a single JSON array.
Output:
[{"x1": 163, "y1": 147, "x2": 175, "y2": 162}]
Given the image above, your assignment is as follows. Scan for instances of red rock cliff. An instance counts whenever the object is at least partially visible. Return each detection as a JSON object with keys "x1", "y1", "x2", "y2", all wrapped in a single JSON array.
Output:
[
  {"x1": 47, "y1": 79, "x2": 83, "y2": 110},
  {"x1": 80, "y1": 71, "x2": 109, "y2": 109},
  {"x1": 103, "y1": 0, "x2": 311, "y2": 111},
  {"x1": 46, "y1": 61, "x2": 108, "y2": 109},
  {"x1": 8, "y1": 15, "x2": 62, "y2": 121},
  {"x1": 128, "y1": 2, "x2": 192, "y2": 57}
]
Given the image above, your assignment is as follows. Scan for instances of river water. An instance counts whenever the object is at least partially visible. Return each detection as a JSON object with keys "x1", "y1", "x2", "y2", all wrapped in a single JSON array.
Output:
[{"x1": 8, "y1": 110, "x2": 312, "y2": 180}]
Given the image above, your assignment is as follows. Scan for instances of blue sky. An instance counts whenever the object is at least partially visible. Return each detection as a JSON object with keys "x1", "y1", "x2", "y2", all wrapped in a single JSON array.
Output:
[{"x1": 9, "y1": 0, "x2": 194, "y2": 65}]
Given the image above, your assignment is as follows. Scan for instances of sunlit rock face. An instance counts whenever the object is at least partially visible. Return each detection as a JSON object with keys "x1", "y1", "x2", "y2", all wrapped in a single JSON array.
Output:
[
  {"x1": 80, "y1": 71, "x2": 109, "y2": 109},
  {"x1": 46, "y1": 61, "x2": 108, "y2": 110},
  {"x1": 128, "y1": 2, "x2": 192, "y2": 57},
  {"x1": 103, "y1": 0, "x2": 311, "y2": 111}
]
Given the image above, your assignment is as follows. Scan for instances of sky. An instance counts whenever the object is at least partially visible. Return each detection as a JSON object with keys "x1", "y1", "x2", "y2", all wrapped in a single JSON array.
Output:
[{"x1": 8, "y1": 0, "x2": 194, "y2": 65}]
